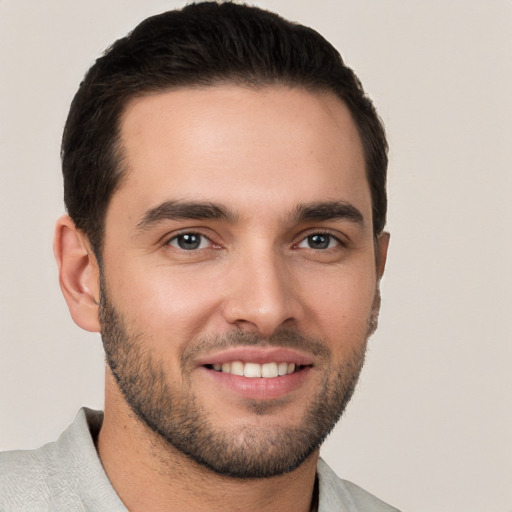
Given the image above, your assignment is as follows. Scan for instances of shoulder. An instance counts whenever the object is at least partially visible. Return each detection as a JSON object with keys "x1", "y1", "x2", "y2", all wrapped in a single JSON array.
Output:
[
  {"x1": 0, "y1": 409, "x2": 125, "y2": 512},
  {"x1": 317, "y1": 458, "x2": 401, "y2": 512},
  {"x1": 0, "y1": 439, "x2": 56, "y2": 509}
]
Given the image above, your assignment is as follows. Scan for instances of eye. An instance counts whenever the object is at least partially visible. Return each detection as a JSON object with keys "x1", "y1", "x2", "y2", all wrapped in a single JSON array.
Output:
[
  {"x1": 297, "y1": 233, "x2": 340, "y2": 250},
  {"x1": 167, "y1": 232, "x2": 211, "y2": 251}
]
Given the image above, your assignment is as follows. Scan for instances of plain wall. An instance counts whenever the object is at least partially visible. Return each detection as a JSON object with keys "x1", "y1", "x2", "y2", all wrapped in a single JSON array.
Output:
[{"x1": 1, "y1": 1, "x2": 511, "y2": 510}]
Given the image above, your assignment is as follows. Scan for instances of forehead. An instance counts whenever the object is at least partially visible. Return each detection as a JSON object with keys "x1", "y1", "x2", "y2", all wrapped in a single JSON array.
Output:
[{"x1": 112, "y1": 85, "x2": 370, "y2": 223}]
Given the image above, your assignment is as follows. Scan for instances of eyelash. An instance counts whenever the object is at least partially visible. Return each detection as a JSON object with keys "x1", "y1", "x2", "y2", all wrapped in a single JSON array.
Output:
[
  {"x1": 295, "y1": 231, "x2": 344, "y2": 251},
  {"x1": 165, "y1": 230, "x2": 345, "y2": 252},
  {"x1": 166, "y1": 232, "x2": 215, "y2": 251}
]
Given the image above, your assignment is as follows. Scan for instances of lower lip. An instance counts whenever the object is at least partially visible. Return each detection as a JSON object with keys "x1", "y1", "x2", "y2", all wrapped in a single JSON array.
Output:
[{"x1": 200, "y1": 366, "x2": 312, "y2": 400}]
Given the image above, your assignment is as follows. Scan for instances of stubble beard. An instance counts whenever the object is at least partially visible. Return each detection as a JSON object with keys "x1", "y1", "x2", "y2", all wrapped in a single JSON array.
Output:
[{"x1": 99, "y1": 282, "x2": 376, "y2": 479}]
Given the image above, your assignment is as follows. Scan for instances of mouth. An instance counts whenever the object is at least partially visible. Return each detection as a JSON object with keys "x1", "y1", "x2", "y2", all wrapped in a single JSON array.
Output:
[
  {"x1": 197, "y1": 348, "x2": 314, "y2": 400},
  {"x1": 204, "y1": 361, "x2": 309, "y2": 378}
]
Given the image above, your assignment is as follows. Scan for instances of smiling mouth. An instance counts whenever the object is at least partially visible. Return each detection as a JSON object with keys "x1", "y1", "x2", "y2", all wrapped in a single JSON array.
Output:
[{"x1": 204, "y1": 361, "x2": 310, "y2": 378}]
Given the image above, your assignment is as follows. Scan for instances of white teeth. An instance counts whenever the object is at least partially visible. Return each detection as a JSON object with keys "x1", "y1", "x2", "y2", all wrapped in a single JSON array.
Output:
[
  {"x1": 278, "y1": 362, "x2": 288, "y2": 376},
  {"x1": 212, "y1": 361, "x2": 299, "y2": 378},
  {"x1": 244, "y1": 363, "x2": 261, "y2": 378},
  {"x1": 231, "y1": 361, "x2": 244, "y2": 376},
  {"x1": 261, "y1": 362, "x2": 278, "y2": 378}
]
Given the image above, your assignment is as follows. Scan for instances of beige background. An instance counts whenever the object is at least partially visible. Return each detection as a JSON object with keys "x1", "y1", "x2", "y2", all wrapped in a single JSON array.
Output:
[{"x1": 1, "y1": 1, "x2": 511, "y2": 510}]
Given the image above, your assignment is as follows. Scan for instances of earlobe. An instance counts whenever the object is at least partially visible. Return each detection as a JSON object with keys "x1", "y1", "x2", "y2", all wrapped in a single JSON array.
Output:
[
  {"x1": 53, "y1": 215, "x2": 101, "y2": 333},
  {"x1": 376, "y1": 232, "x2": 390, "y2": 279}
]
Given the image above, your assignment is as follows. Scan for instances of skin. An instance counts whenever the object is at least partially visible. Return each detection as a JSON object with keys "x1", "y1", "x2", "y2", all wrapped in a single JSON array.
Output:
[{"x1": 54, "y1": 85, "x2": 389, "y2": 512}]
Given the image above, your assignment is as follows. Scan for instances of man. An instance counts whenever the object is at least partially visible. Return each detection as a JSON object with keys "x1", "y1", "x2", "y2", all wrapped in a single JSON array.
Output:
[{"x1": 0, "y1": 2, "x2": 397, "y2": 511}]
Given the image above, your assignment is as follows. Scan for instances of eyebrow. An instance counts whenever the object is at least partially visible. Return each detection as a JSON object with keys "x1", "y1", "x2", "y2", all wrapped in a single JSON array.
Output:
[
  {"x1": 136, "y1": 200, "x2": 237, "y2": 231},
  {"x1": 292, "y1": 201, "x2": 365, "y2": 226},
  {"x1": 136, "y1": 199, "x2": 365, "y2": 232}
]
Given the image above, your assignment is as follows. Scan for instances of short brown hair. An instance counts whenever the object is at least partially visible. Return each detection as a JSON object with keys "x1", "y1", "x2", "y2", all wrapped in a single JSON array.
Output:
[{"x1": 62, "y1": 1, "x2": 388, "y2": 255}]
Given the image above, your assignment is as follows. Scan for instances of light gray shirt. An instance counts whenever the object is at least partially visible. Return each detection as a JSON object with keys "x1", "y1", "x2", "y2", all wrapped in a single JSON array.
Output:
[{"x1": 0, "y1": 408, "x2": 400, "y2": 511}]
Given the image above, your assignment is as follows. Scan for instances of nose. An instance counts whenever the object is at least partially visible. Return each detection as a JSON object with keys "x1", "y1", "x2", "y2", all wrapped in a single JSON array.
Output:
[{"x1": 221, "y1": 248, "x2": 302, "y2": 337}]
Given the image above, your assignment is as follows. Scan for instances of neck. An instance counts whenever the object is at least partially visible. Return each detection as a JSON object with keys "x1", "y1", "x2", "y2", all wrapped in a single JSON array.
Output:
[{"x1": 97, "y1": 376, "x2": 319, "y2": 512}]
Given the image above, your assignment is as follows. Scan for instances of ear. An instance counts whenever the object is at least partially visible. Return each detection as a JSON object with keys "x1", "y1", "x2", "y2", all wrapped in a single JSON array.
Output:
[
  {"x1": 53, "y1": 215, "x2": 101, "y2": 332},
  {"x1": 367, "y1": 232, "x2": 390, "y2": 336},
  {"x1": 375, "y1": 231, "x2": 390, "y2": 279}
]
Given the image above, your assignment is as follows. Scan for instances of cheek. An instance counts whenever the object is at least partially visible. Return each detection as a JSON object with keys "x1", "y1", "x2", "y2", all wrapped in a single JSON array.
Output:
[
  {"x1": 303, "y1": 264, "x2": 377, "y2": 344},
  {"x1": 105, "y1": 262, "x2": 223, "y2": 348}
]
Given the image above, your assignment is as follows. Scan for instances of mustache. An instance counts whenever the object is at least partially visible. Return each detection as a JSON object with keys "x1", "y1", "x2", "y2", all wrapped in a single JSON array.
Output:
[{"x1": 181, "y1": 328, "x2": 331, "y2": 366}]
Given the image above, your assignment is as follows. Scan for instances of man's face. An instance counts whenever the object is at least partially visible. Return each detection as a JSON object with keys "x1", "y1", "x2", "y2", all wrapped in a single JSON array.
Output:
[{"x1": 99, "y1": 85, "x2": 386, "y2": 478}]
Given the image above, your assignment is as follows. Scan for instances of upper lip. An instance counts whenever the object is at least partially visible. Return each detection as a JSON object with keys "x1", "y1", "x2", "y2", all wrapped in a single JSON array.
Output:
[{"x1": 196, "y1": 347, "x2": 315, "y2": 367}]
